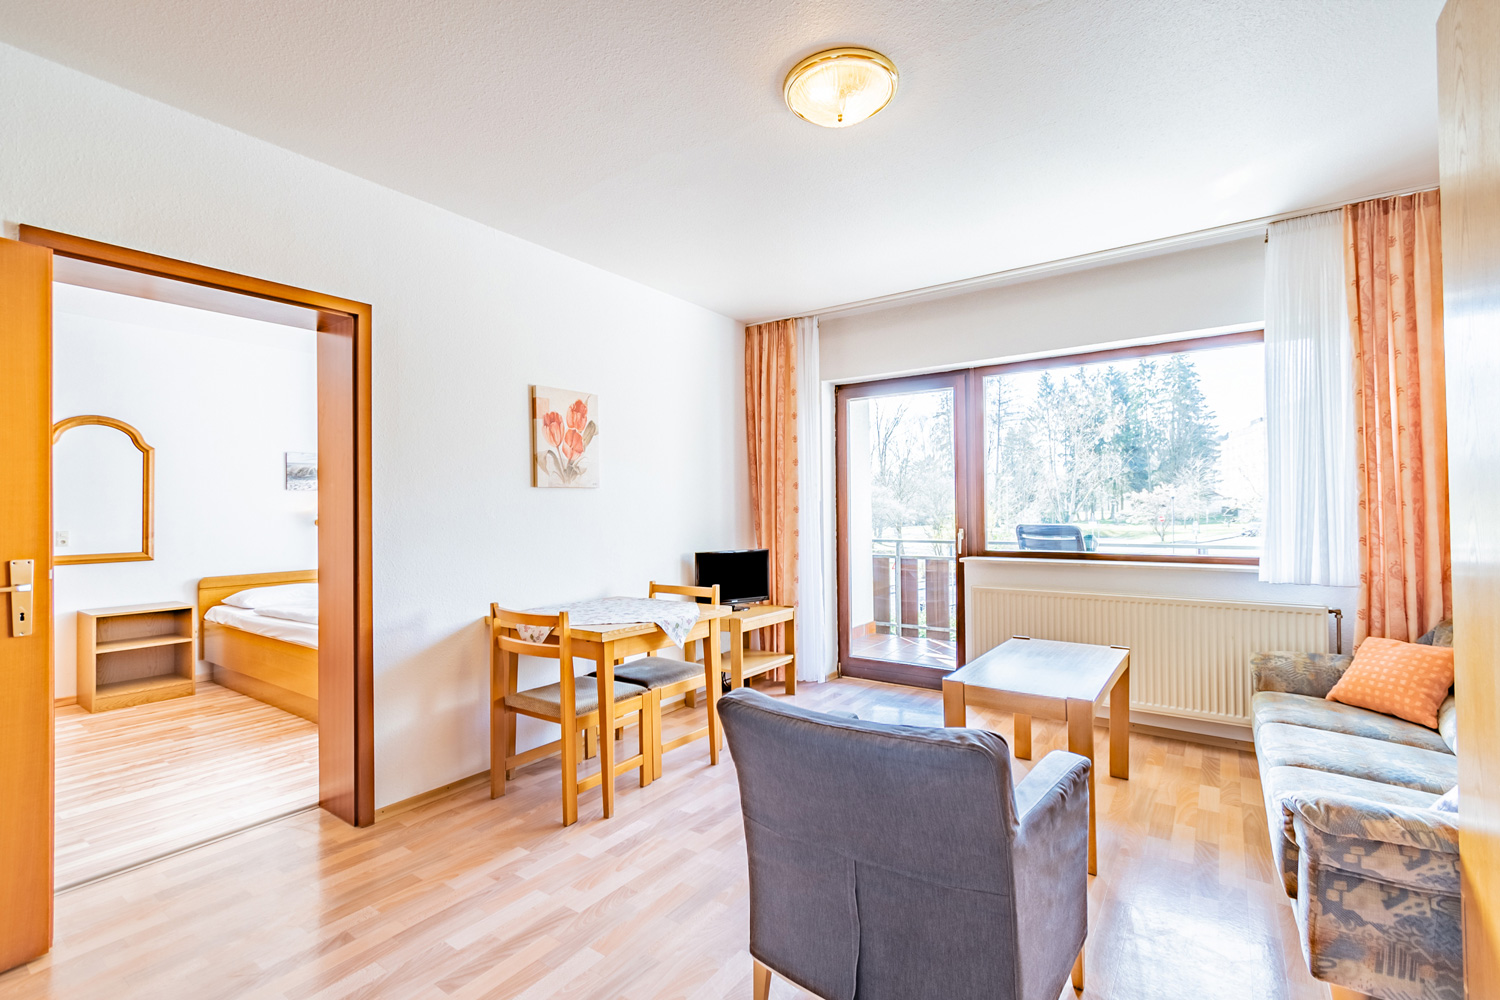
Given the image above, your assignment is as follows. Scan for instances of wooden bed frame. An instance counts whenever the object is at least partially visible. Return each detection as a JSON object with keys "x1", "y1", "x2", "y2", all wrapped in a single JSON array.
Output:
[{"x1": 198, "y1": 570, "x2": 318, "y2": 723}]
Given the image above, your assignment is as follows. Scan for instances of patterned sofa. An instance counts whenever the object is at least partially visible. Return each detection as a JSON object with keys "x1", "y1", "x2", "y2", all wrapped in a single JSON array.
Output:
[{"x1": 1250, "y1": 621, "x2": 1460, "y2": 1000}]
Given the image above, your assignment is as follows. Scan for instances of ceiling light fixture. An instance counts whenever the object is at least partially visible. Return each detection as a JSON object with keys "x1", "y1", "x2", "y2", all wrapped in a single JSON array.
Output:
[{"x1": 783, "y1": 47, "x2": 898, "y2": 129}]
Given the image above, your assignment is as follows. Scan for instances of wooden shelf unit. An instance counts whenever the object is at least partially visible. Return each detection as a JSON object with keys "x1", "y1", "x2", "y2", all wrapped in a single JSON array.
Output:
[
  {"x1": 727, "y1": 647, "x2": 796, "y2": 680},
  {"x1": 77, "y1": 602, "x2": 196, "y2": 712},
  {"x1": 688, "y1": 604, "x2": 797, "y2": 705}
]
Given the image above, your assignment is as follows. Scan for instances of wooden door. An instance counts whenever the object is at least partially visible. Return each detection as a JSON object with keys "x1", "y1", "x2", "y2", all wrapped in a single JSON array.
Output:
[
  {"x1": 1438, "y1": 0, "x2": 1500, "y2": 989},
  {"x1": 0, "y1": 237, "x2": 54, "y2": 971}
]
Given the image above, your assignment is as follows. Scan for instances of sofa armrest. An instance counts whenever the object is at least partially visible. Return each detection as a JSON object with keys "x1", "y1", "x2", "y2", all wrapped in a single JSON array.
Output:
[
  {"x1": 1283, "y1": 790, "x2": 1460, "y2": 894},
  {"x1": 1286, "y1": 790, "x2": 1458, "y2": 854},
  {"x1": 1011, "y1": 752, "x2": 1091, "y2": 1000},
  {"x1": 1251, "y1": 651, "x2": 1353, "y2": 697}
]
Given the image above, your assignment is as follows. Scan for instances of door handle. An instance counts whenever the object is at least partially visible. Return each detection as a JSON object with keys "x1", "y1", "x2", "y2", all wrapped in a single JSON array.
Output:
[{"x1": 3, "y1": 559, "x2": 34, "y2": 637}]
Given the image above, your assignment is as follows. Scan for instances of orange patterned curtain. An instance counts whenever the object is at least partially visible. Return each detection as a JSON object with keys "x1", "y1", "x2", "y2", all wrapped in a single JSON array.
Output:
[
  {"x1": 1345, "y1": 191, "x2": 1451, "y2": 643},
  {"x1": 745, "y1": 319, "x2": 798, "y2": 651}
]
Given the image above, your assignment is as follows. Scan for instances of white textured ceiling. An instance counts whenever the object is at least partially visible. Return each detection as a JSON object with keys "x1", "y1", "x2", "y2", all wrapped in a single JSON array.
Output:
[{"x1": 0, "y1": 0, "x2": 1445, "y2": 321}]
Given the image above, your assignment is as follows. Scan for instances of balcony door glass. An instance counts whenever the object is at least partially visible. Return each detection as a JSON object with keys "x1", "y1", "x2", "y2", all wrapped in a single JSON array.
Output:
[{"x1": 838, "y1": 375, "x2": 965, "y2": 685}]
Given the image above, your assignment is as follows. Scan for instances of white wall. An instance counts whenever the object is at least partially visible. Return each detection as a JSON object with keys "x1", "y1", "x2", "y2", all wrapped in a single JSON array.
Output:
[
  {"x1": 819, "y1": 236, "x2": 1358, "y2": 670},
  {"x1": 51, "y1": 284, "x2": 318, "y2": 699},
  {"x1": 820, "y1": 237, "x2": 1267, "y2": 382},
  {"x1": 0, "y1": 42, "x2": 750, "y2": 807}
]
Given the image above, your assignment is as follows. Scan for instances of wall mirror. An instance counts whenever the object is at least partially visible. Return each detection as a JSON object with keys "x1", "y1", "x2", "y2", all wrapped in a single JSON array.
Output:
[{"x1": 52, "y1": 415, "x2": 155, "y2": 564}]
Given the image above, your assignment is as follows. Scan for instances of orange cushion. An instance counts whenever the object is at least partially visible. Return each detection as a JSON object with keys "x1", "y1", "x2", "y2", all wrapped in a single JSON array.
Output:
[{"x1": 1327, "y1": 637, "x2": 1455, "y2": 729}]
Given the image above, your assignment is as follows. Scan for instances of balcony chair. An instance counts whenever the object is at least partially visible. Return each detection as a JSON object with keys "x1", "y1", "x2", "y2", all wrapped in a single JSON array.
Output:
[{"x1": 1015, "y1": 523, "x2": 1087, "y2": 551}]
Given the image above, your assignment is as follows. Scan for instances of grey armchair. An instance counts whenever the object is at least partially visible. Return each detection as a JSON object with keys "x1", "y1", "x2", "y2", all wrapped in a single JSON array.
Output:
[{"x1": 718, "y1": 688, "x2": 1092, "y2": 1000}]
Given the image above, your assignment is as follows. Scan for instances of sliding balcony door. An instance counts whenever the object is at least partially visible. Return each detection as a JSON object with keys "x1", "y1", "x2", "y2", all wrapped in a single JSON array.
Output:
[{"x1": 836, "y1": 373, "x2": 970, "y2": 688}]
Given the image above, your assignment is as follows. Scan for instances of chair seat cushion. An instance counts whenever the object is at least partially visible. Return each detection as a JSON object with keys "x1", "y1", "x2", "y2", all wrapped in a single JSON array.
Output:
[
  {"x1": 1251, "y1": 691, "x2": 1452, "y2": 755},
  {"x1": 506, "y1": 678, "x2": 647, "y2": 718},
  {"x1": 609, "y1": 657, "x2": 706, "y2": 690},
  {"x1": 1255, "y1": 723, "x2": 1457, "y2": 794}
]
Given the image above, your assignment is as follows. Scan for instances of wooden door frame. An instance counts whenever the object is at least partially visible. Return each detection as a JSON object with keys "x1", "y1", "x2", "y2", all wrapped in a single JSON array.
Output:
[
  {"x1": 19, "y1": 226, "x2": 375, "y2": 827},
  {"x1": 834, "y1": 371, "x2": 970, "y2": 689}
]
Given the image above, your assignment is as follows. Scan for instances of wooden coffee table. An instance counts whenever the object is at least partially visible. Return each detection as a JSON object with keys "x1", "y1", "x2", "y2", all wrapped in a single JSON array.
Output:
[{"x1": 942, "y1": 636, "x2": 1130, "y2": 875}]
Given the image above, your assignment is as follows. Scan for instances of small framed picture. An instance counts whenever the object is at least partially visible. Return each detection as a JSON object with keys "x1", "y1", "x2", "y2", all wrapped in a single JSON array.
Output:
[
  {"x1": 285, "y1": 451, "x2": 317, "y2": 491},
  {"x1": 532, "y1": 387, "x2": 599, "y2": 488}
]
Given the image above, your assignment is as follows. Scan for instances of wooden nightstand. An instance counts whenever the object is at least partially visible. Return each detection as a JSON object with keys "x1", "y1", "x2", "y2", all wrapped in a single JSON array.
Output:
[
  {"x1": 76, "y1": 602, "x2": 196, "y2": 712},
  {"x1": 689, "y1": 604, "x2": 796, "y2": 704}
]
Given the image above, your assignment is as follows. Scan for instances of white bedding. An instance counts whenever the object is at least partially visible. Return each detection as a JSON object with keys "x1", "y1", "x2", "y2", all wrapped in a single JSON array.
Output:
[
  {"x1": 223, "y1": 582, "x2": 317, "y2": 611},
  {"x1": 204, "y1": 604, "x2": 319, "y2": 649},
  {"x1": 254, "y1": 602, "x2": 318, "y2": 624}
]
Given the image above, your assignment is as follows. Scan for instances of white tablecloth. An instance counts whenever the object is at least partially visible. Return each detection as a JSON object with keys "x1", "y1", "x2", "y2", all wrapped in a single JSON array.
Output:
[{"x1": 516, "y1": 596, "x2": 701, "y2": 646}]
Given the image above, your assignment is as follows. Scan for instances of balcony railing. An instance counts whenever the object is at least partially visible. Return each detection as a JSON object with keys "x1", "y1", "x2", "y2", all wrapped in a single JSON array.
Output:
[{"x1": 871, "y1": 538, "x2": 957, "y2": 640}]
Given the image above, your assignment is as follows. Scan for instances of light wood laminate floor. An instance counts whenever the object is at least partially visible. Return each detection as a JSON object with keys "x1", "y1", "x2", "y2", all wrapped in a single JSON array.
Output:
[
  {"x1": 8, "y1": 677, "x2": 1324, "y2": 999},
  {"x1": 54, "y1": 681, "x2": 319, "y2": 889},
  {"x1": 848, "y1": 631, "x2": 957, "y2": 669}
]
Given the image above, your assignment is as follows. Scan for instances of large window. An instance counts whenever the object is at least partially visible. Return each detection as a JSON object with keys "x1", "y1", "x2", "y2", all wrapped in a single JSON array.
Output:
[
  {"x1": 977, "y1": 332, "x2": 1264, "y2": 560},
  {"x1": 834, "y1": 333, "x2": 1264, "y2": 686}
]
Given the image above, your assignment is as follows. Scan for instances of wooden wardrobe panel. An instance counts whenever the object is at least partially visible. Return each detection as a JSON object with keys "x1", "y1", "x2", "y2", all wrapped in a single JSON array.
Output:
[{"x1": 1438, "y1": 0, "x2": 1500, "y2": 989}]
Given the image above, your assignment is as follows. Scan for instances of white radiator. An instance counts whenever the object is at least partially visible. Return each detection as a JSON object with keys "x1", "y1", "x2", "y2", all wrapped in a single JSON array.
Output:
[{"x1": 968, "y1": 588, "x2": 1330, "y2": 727}]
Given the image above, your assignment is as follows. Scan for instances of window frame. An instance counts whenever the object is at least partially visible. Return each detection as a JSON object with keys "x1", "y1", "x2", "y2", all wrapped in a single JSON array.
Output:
[{"x1": 960, "y1": 329, "x2": 1265, "y2": 565}]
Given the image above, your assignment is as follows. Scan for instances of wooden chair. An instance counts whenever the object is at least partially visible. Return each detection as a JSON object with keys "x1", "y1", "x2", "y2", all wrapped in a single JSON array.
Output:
[
  {"x1": 603, "y1": 583, "x2": 723, "y2": 781},
  {"x1": 488, "y1": 606, "x2": 652, "y2": 826}
]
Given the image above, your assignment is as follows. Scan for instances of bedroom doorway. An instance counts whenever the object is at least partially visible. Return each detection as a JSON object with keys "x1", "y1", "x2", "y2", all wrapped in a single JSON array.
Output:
[
  {"x1": 0, "y1": 230, "x2": 372, "y2": 971},
  {"x1": 50, "y1": 282, "x2": 324, "y2": 888}
]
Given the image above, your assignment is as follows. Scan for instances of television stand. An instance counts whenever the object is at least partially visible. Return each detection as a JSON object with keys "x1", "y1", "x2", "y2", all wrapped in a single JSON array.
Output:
[{"x1": 687, "y1": 604, "x2": 796, "y2": 707}]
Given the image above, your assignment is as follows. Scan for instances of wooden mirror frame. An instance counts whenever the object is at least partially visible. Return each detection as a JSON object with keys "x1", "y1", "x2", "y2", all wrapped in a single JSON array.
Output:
[{"x1": 51, "y1": 414, "x2": 154, "y2": 565}]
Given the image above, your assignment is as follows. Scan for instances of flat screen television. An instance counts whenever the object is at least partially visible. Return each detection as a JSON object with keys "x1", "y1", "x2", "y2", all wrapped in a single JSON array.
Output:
[{"x1": 694, "y1": 548, "x2": 770, "y2": 607}]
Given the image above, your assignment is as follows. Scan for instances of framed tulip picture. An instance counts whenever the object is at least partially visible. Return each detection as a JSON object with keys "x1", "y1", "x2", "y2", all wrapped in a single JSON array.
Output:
[{"x1": 531, "y1": 386, "x2": 600, "y2": 487}]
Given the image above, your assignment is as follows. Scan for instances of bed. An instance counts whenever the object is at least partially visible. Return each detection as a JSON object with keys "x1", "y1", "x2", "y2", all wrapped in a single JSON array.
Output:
[{"x1": 198, "y1": 570, "x2": 318, "y2": 723}]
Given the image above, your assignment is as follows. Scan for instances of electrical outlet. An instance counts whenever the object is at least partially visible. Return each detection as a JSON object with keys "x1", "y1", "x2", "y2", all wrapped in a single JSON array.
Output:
[{"x1": 55, "y1": 530, "x2": 69, "y2": 549}]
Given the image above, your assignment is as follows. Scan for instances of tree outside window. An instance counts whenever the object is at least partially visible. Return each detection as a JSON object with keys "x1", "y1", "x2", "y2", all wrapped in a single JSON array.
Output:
[{"x1": 983, "y1": 340, "x2": 1264, "y2": 558}]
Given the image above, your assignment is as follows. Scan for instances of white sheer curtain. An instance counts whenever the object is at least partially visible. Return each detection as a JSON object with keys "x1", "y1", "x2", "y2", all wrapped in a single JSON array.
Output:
[
  {"x1": 1259, "y1": 210, "x2": 1359, "y2": 586},
  {"x1": 794, "y1": 316, "x2": 832, "y2": 681}
]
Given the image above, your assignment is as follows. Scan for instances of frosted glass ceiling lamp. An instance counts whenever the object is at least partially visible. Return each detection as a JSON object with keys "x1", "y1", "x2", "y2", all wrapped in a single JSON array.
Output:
[{"x1": 783, "y1": 47, "x2": 898, "y2": 128}]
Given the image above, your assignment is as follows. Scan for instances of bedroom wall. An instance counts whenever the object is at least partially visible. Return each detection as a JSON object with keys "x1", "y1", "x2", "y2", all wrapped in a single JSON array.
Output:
[
  {"x1": 0, "y1": 41, "x2": 750, "y2": 807},
  {"x1": 50, "y1": 284, "x2": 319, "y2": 699},
  {"x1": 817, "y1": 237, "x2": 1358, "y2": 685}
]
